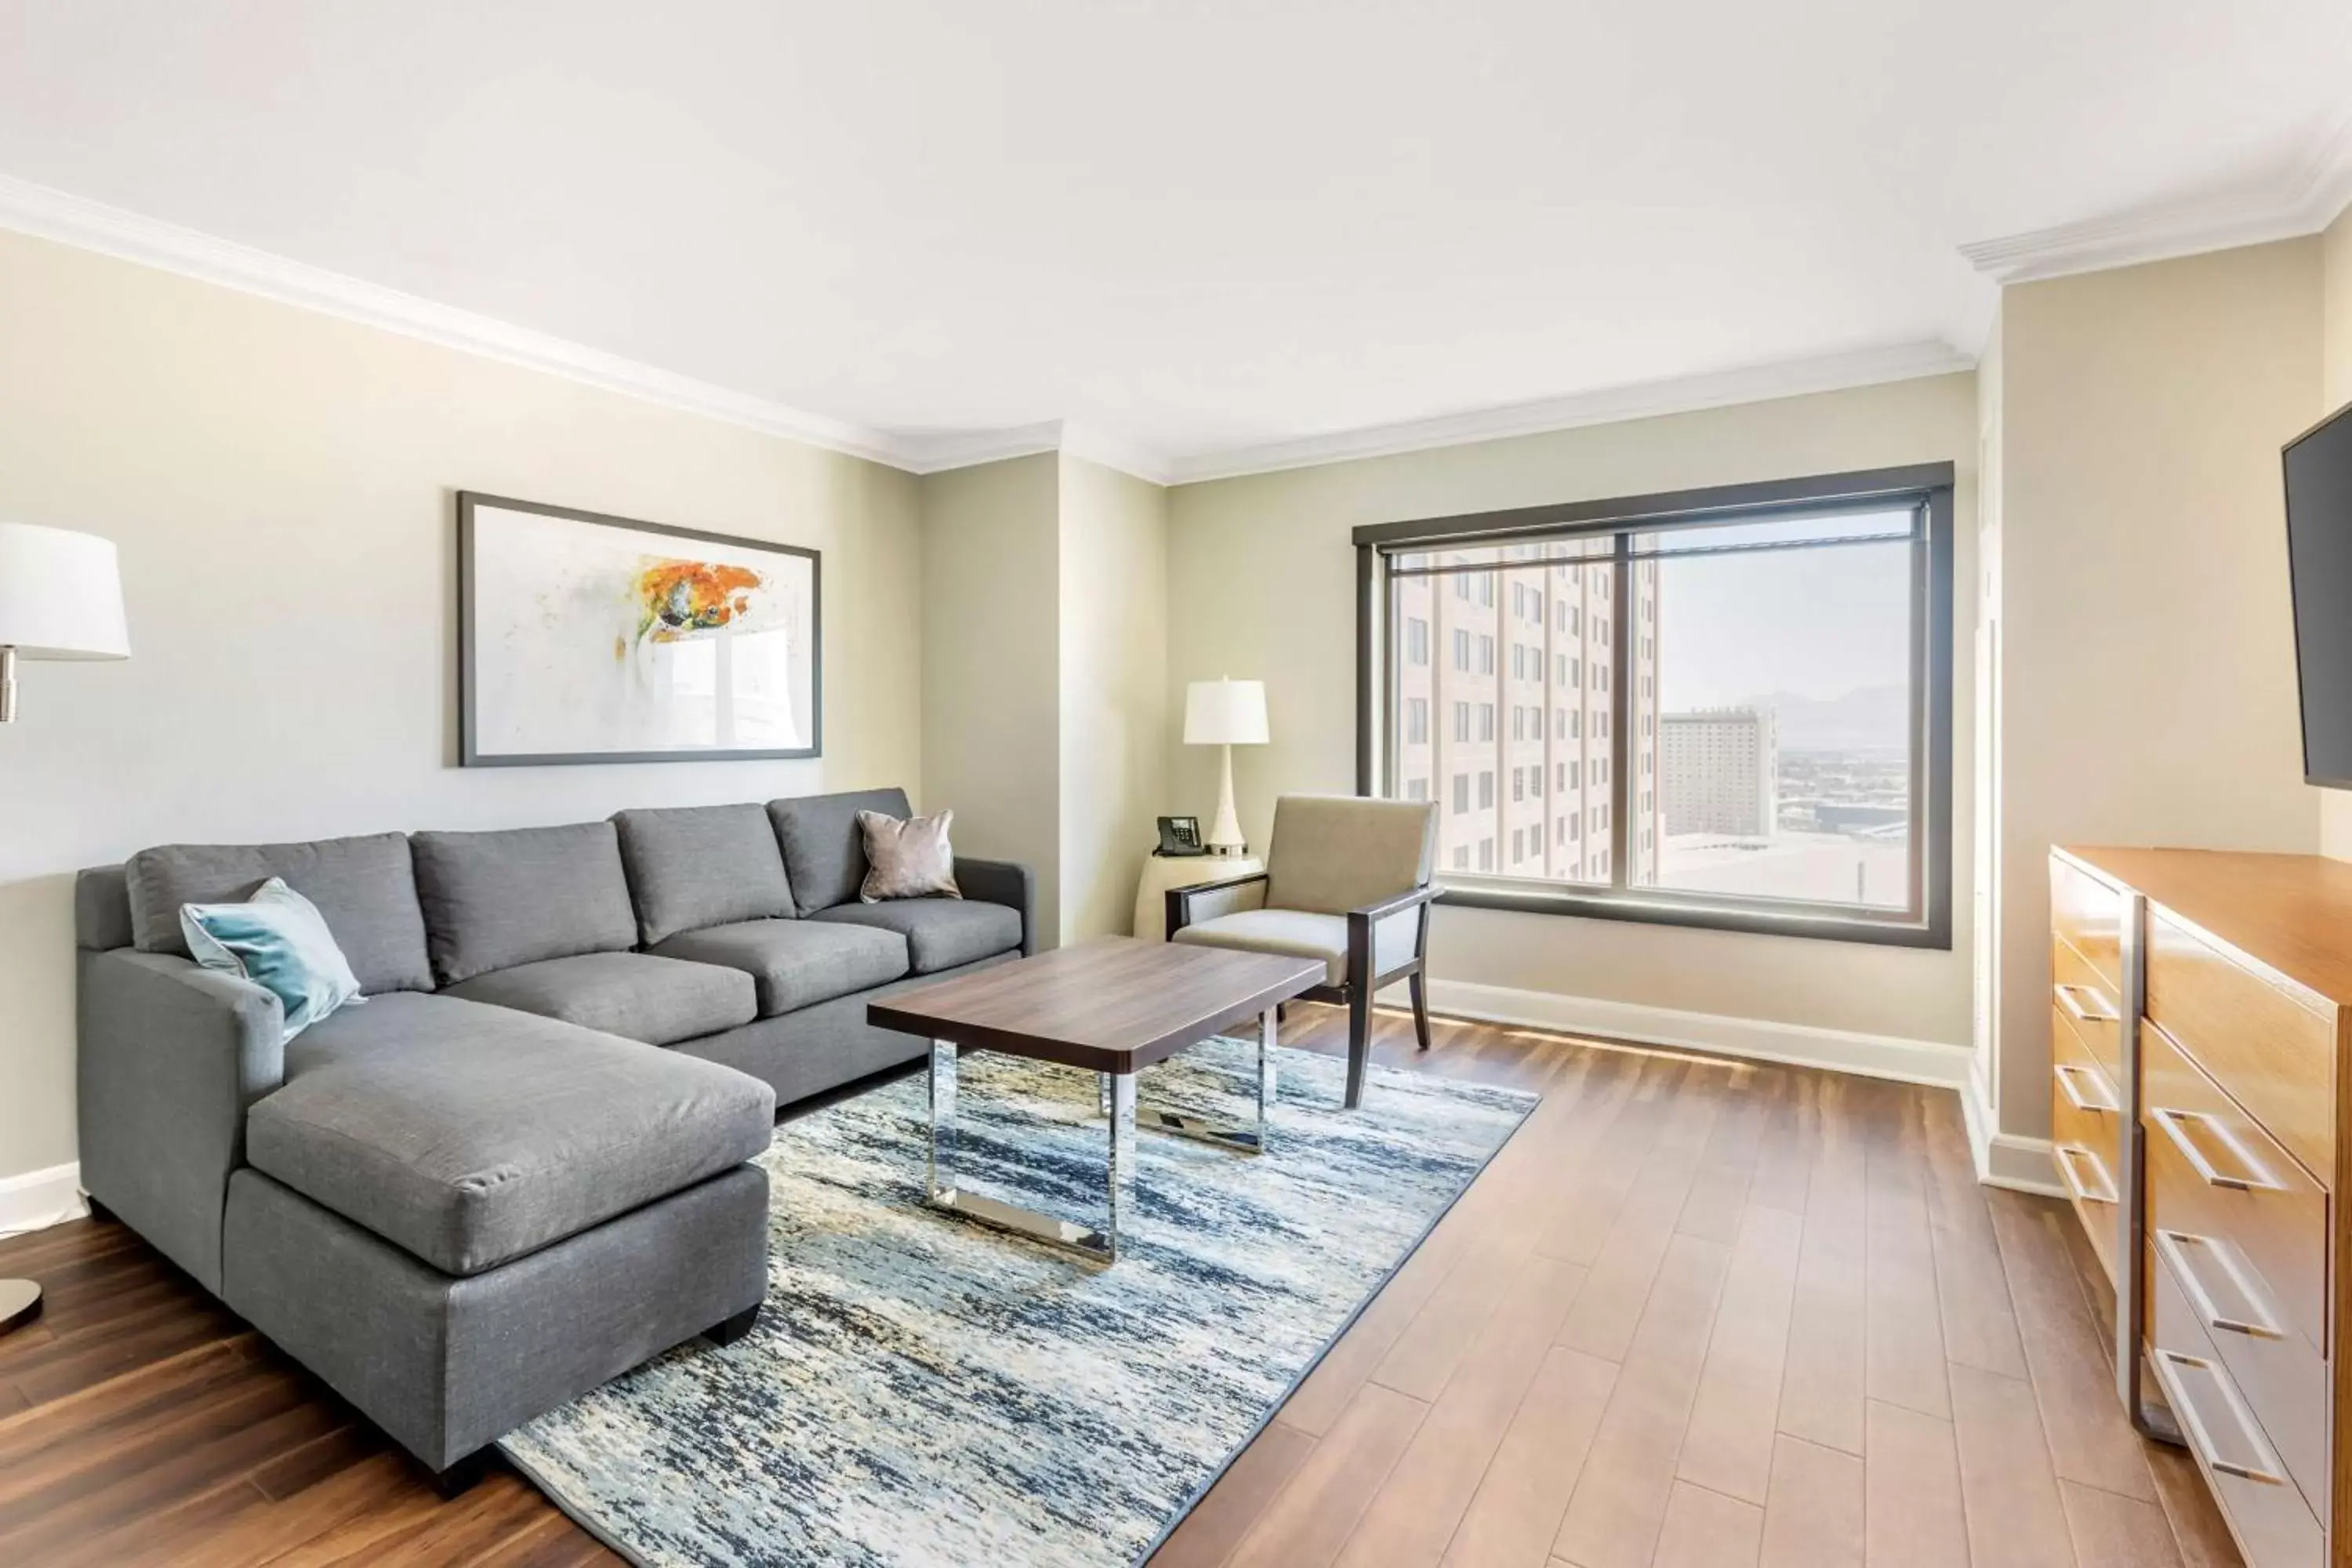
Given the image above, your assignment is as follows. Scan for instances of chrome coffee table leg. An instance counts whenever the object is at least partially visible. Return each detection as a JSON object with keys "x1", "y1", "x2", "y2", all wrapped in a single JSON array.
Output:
[
  {"x1": 1106, "y1": 1070, "x2": 1138, "y2": 1256},
  {"x1": 925, "y1": 1042, "x2": 1133, "y2": 1265},
  {"x1": 1132, "y1": 1008, "x2": 1278, "y2": 1155}
]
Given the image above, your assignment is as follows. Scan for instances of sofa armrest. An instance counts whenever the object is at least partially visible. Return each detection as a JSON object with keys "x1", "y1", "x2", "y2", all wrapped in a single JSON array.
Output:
[
  {"x1": 78, "y1": 947, "x2": 285, "y2": 1294},
  {"x1": 1167, "y1": 872, "x2": 1270, "y2": 938},
  {"x1": 955, "y1": 857, "x2": 1036, "y2": 955}
]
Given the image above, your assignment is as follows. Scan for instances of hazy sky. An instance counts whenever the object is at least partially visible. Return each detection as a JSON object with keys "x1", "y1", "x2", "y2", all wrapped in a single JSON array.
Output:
[{"x1": 1653, "y1": 538, "x2": 1912, "y2": 710}]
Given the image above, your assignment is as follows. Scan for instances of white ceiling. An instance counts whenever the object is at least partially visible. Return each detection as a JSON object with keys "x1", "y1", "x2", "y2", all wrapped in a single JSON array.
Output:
[{"x1": 0, "y1": 2, "x2": 2348, "y2": 479}]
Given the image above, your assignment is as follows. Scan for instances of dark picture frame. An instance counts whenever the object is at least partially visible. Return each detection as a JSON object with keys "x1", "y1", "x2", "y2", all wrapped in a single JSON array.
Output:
[{"x1": 458, "y1": 492, "x2": 822, "y2": 768}]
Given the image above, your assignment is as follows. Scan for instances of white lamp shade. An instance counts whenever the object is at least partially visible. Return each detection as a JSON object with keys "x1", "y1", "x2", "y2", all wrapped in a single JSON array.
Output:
[
  {"x1": 0, "y1": 522, "x2": 130, "y2": 660},
  {"x1": 1184, "y1": 678, "x2": 1269, "y2": 746}
]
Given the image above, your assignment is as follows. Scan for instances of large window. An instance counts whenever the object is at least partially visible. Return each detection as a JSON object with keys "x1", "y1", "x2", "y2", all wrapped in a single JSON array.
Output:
[{"x1": 1358, "y1": 464, "x2": 1954, "y2": 947}]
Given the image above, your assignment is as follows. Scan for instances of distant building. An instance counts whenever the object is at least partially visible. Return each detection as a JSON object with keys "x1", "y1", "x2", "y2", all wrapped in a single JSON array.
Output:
[
  {"x1": 1661, "y1": 706, "x2": 1778, "y2": 837},
  {"x1": 1389, "y1": 546, "x2": 1661, "y2": 883}
]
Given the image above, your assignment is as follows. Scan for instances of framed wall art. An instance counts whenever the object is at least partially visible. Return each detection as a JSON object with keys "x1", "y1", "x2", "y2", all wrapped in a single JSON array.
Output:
[{"x1": 458, "y1": 492, "x2": 821, "y2": 766}]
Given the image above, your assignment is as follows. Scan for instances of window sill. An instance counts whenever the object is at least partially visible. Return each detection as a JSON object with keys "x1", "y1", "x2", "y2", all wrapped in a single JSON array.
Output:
[{"x1": 1436, "y1": 882, "x2": 1952, "y2": 950}]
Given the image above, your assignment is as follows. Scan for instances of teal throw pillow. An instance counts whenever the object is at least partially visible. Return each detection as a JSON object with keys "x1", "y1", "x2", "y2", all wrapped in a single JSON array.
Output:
[{"x1": 179, "y1": 877, "x2": 365, "y2": 1039}]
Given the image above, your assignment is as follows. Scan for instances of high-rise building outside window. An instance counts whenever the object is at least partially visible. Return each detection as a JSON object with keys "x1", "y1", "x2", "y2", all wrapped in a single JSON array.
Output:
[{"x1": 1367, "y1": 466, "x2": 1953, "y2": 947}]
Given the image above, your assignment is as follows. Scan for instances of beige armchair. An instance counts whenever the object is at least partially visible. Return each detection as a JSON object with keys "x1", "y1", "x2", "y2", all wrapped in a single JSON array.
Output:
[{"x1": 1165, "y1": 793, "x2": 1440, "y2": 1109}]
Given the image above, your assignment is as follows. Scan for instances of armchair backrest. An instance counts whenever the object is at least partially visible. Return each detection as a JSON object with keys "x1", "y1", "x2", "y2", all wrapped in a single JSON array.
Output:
[{"x1": 1264, "y1": 794, "x2": 1439, "y2": 916}]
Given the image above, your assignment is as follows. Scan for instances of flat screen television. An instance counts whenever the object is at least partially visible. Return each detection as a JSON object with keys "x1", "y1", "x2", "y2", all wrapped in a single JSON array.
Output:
[{"x1": 2285, "y1": 400, "x2": 2352, "y2": 786}]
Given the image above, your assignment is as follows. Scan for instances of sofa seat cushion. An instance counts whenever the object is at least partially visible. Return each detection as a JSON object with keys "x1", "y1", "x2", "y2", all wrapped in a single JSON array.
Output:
[
  {"x1": 442, "y1": 952, "x2": 756, "y2": 1046},
  {"x1": 650, "y1": 919, "x2": 909, "y2": 1016},
  {"x1": 251, "y1": 993, "x2": 774, "y2": 1276},
  {"x1": 811, "y1": 898, "x2": 1022, "y2": 975},
  {"x1": 1171, "y1": 907, "x2": 1420, "y2": 986}
]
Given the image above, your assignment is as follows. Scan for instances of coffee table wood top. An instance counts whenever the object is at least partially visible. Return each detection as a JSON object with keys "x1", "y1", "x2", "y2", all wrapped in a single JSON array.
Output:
[{"x1": 867, "y1": 937, "x2": 1325, "y2": 1075}]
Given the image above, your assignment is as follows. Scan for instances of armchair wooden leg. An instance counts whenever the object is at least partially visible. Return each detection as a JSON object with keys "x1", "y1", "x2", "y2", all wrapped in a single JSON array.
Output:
[
  {"x1": 1345, "y1": 985, "x2": 1372, "y2": 1109},
  {"x1": 1408, "y1": 971, "x2": 1432, "y2": 1052}
]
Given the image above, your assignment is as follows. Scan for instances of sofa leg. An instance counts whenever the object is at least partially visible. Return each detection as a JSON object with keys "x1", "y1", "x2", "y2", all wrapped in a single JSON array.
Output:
[
  {"x1": 1408, "y1": 971, "x2": 1432, "y2": 1053},
  {"x1": 82, "y1": 1196, "x2": 114, "y2": 1224},
  {"x1": 704, "y1": 1302, "x2": 762, "y2": 1347},
  {"x1": 426, "y1": 1447, "x2": 495, "y2": 1500},
  {"x1": 1345, "y1": 986, "x2": 1372, "y2": 1110}
]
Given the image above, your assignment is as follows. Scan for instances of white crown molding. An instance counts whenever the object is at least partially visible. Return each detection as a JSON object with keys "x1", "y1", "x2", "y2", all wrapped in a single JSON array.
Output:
[
  {"x1": 1057, "y1": 421, "x2": 1177, "y2": 488},
  {"x1": 1961, "y1": 106, "x2": 2352, "y2": 285},
  {"x1": 1165, "y1": 339, "x2": 1976, "y2": 486},
  {"x1": 890, "y1": 421, "x2": 1068, "y2": 474},
  {"x1": 0, "y1": 167, "x2": 1979, "y2": 495},
  {"x1": 0, "y1": 171, "x2": 916, "y2": 470}
]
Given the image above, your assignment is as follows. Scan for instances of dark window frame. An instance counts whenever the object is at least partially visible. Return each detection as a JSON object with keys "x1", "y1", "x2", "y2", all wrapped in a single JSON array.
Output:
[{"x1": 1353, "y1": 462, "x2": 1956, "y2": 950}]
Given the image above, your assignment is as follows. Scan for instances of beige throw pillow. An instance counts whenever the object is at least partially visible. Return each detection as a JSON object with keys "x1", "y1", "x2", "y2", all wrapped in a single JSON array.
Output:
[{"x1": 858, "y1": 809, "x2": 961, "y2": 902}]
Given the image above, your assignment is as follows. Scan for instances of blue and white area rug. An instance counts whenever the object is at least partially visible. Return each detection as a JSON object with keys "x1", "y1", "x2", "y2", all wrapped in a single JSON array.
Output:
[{"x1": 502, "y1": 1039, "x2": 1537, "y2": 1567}]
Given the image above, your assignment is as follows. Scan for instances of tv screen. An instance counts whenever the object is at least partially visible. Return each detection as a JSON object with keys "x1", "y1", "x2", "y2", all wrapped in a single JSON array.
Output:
[{"x1": 2286, "y1": 401, "x2": 2352, "y2": 786}]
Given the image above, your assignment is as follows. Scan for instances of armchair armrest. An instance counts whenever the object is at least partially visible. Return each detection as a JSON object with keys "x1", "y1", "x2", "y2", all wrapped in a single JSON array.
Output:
[
  {"x1": 954, "y1": 857, "x2": 1036, "y2": 955},
  {"x1": 1348, "y1": 883, "x2": 1443, "y2": 924},
  {"x1": 1346, "y1": 882, "x2": 1443, "y2": 988},
  {"x1": 77, "y1": 948, "x2": 285, "y2": 1293},
  {"x1": 1167, "y1": 872, "x2": 1270, "y2": 938}
]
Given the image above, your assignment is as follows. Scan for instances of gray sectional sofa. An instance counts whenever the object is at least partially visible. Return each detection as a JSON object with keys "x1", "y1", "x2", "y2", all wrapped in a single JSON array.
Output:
[{"x1": 73, "y1": 786, "x2": 1032, "y2": 1484}]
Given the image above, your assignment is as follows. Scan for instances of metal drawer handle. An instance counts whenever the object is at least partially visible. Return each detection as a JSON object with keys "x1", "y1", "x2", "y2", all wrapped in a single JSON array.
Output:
[
  {"x1": 2053, "y1": 983, "x2": 2119, "y2": 1024},
  {"x1": 2150, "y1": 1106, "x2": 2283, "y2": 1193},
  {"x1": 2054, "y1": 1143, "x2": 2119, "y2": 1206},
  {"x1": 2154, "y1": 1229, "x2": 2285, "y2": 1341},
  {"x1": 2148, "y1": 1346, "x2": 2288, "y2": 1486},
  {"x1": 2053, "y1": 1062, "x2": 2120, "y2": 1116}
]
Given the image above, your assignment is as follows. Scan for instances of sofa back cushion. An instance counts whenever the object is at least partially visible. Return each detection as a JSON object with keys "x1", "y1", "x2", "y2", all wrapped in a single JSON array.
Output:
[
  {"x1": 768, "y1": 788, "x2": 913, "y2": 915},
  {"x1": 125, "y1": 832, "x2": 433, "y2": 994},
  {"x1": 410, "y1": 822, "x2": 640, "y2": 985},
  {"x1": 613, "y1": 803, "x2": 797, "y2": 946}
]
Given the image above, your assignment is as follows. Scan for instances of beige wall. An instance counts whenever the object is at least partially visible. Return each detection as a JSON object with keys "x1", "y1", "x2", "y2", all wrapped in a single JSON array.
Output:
[
  {"x1": 1057, "y1": 456, "x2": 1169, "y2": 942},
  {"x1": 1990, "y1": 238, "x2": 2324, "y2": 1138},
  {"x1": 916, "y1": 454, "x2": 1064, "y2": 941},
  {"x1": 0, "y1": 227, "x2": 924, "y2": 1185},
  {"x1": 1166, "y1": 373, "x2": 1980, "y2": 1048},
  {"x1": 2319, "y1": 209, "x2": 2352, "y2": 860}
]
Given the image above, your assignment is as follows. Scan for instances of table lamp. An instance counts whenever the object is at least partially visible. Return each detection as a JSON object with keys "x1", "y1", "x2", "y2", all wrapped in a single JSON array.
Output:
[
  {"x1": 0, "y1": 520, "x2": 130, "y2": 1336},
  {"x1": 1183, "y1": 677, "x2": 1269, "y2": 856}
]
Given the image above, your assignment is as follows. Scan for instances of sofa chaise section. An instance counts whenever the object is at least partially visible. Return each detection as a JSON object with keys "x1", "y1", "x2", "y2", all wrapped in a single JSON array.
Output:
[
  {"x1": 75, "y1": 834, "x2": 779, "y2": 1480},
  {"x1": 73, "y1": 791, "x2": 1035, "y2": 1480}
]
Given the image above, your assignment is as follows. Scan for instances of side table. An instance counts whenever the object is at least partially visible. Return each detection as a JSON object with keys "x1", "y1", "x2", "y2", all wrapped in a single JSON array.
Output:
[{"x1": 1132, "y1": 852, "x2": 1264, "y2": 942}]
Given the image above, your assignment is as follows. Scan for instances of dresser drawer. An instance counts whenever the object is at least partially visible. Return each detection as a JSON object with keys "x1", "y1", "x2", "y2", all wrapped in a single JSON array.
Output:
[
  {"x1": 2147, "y1": 1240, "x2": 2325, "y2": 1568},
  {"x1": 2142, "y1": 1020, "x2": 2328, "y2": 1354},
  {"x1": 2052, "y1": 855, "x2": 2127, "y2": 993},
  {"x1": 2051, "y1": 935, "x2": 2125, "y2": 1084},
  {"x1": 2051, "y1": 1013, "x2": 2124, "y2": 1286},
  {"x1": 2146, "y1": 907, "x2": 2336, "y2": 1185}
]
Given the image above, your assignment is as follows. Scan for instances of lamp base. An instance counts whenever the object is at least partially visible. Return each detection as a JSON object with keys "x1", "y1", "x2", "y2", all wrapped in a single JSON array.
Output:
[
  {"x1": 0, "y1": 1277, "x2": 39, "y2": 1336},
  {"x1": 1207, "y1": 742, "x2": 1247, "y2": 857}
]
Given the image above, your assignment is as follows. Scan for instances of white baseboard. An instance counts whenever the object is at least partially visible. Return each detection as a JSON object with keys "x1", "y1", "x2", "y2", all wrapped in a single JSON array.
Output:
[
  {"x1": 1959, "y1": 1066, "x2": 2063, "y2": 1197},
  {"x1": 0, "y1": 1161, "x2": 88, "y2": 1238},
  {"x1": 1423, "y1": 979, "x2": 1974, "y2": 1088}
]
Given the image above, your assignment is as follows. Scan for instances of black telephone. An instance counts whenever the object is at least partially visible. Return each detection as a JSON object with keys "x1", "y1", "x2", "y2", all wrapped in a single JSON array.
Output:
[{"x1": 1156, "y1": 815, "x2": 1206, "y2": 857}]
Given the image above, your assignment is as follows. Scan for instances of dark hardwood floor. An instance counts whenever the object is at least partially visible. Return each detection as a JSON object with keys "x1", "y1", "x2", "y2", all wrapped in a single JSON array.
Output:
[{"x1": 0, "y1": 1004, "x2": 2237, "y2": 1566}]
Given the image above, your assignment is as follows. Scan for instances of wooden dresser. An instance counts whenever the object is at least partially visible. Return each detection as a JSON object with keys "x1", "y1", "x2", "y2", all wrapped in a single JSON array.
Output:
[{"x1": 2050, "y1": 847, "x2": 2352, "y2": 1568}]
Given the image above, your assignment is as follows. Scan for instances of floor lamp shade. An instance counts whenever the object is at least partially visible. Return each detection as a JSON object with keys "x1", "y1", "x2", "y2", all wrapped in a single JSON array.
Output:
[
  {"x1": 1184, "y1": 679, "x2": 1269, "y2": 853},
  {"x1": 0, "y1": 521, "x2": 131, "y2": 724}
]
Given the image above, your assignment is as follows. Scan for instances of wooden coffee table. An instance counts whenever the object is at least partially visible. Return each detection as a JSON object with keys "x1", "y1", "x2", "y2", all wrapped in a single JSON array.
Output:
[{"x1": 868, "y1": 937, "x2": 1326, "y2": 1264}]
